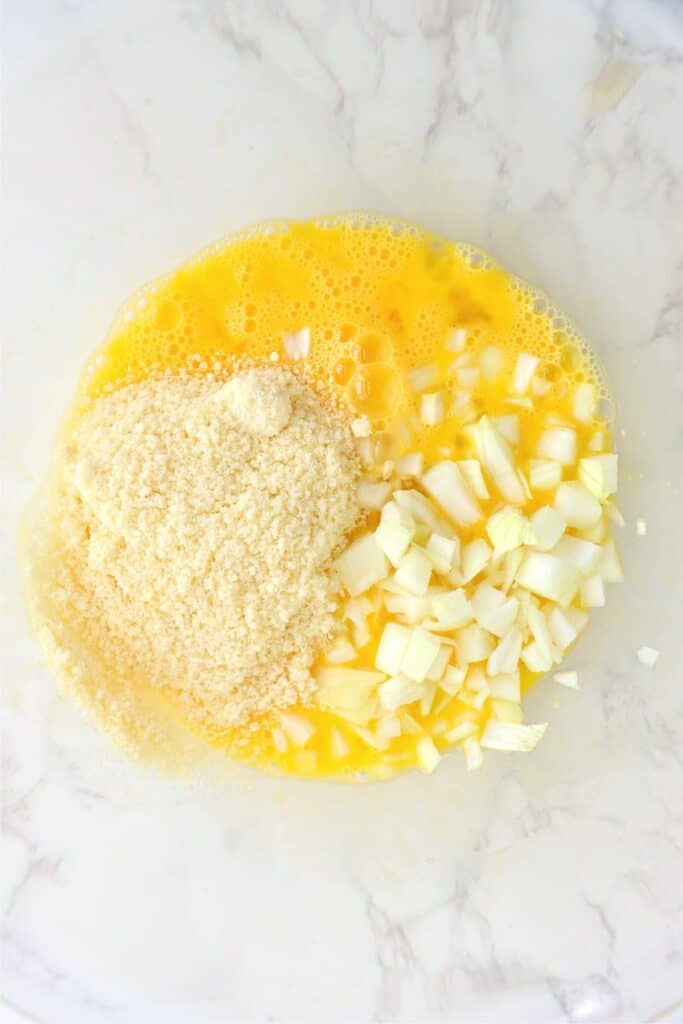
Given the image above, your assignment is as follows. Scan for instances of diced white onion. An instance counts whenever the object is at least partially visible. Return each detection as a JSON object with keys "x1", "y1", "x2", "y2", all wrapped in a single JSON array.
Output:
[
  {"x1": 529, "y1": 459, "x2": 563, "y2": 490},
  {"x1": 494, "y1": 414, "x2": 520, "y2": 446},
  {"x1": 425, "y1": 533, "x2": 460, "y2": 574},
  {"x1": 357, "y1": 480, "x2": 392, "y2": 509},
  {"x1": 456, "y1": 367, "x2": 480, "y2": 388},
  {"x1": 588, "y1": 430, "x2": 605, "y2": 452},
  {"x1": 376, "y1": 716, "x2": 401, "y2": 747},
  {"x1": 490, "y1": 698, "x2": 523, "y2": 723},
  {"x1": 440, "y1": 664, "x2": 467, "y2": 695},
  {"x1": 537, "y1": 427, "x2": 577, "y2": 466},
  {"x1": 425, "y1": 645, "x2": 451, "y2": 682},
  {"x1": 480, "y1": 345, "x2": 504, "y2": 379},
  {"x1": 351, "y1": 416, "x2": 371, "y2": 438},
  {"x1": 375, "y1": 521, "x2": 415, "y2": 568},
  {"x1": 416, "y1": 736, "x2": 441, "y2": 774},
  {"x1": 547, "y1": 606, "x2": 587, "y2": 649},
  {"x1": 396, "y1": 452, "x2": 424, "y2": 477},
  {"x1": 487, "y1": 626, "x2": 522, "y2": 675},
  {"x1": 486, "y1": 507, "x2": 538, "y2": 554},
  {"x1": 335, "y1": 533, "x2": 389, "y2": 596},
  {"x1": 530, "y1": 505, "x2": 566, "y2": 551},
  {"x1": 456, "y1": 623, "x2": 496, "y2": 663},
  {"x1": 383, "y1": 591, "x2": 432, "y2": 623},
  {"x1": 551, "y1": 535, "x2": 601, "y2": 576},
  {"x1": 458, "y1": 459, "x2": 490, "y2": 499},
  {"x1": 445, "y1": 720, "x2": 477, "y2": 743},
  {"x1": 554, "y1": 670, "x2": 579, "y2": 689},
  {"x1": 578, "y1": 454, "x2": 618, "y2": 501},
  {"x1": 488, "y1": 671, "x2": 521, "y2": 702},
  {"x1": 422, "y1": 461, "x2": 482, "y2": 528},
  {"x1": 521, "y1": 641, "x2": 552, "y2": 673},
  {"x1": 512, "y1": 353, "x2": 539, "y2": 394},
  {"x1": 471, "y1": 582, "x2": 519, "y2": 637},
  {"x1": 463, "y1": 737, "x2": 484, "y2": 770},
  {"x1": 515, "y1": 551, "x2": 581, "y2": 605},
  {"x1": 421, "y1": 392, "x2": 445, "y2": 426},
  {"x1": 375, "y1": 623, "x2": 412, "y2": 675},
  {"x1": 527, "y1": 603, "x2": 554, "y2": 665},
  {"x1": 636, "y1": 646, "x2": 659, "y2": 667},
  {"x1": 394, "y1": 546, "x2": 433, "y2": 596},
  {"x1": 481, "y1": 720, "x2": 547, "y2": 752},
  {"x1": 408, "y1": 364, "x2": 438, "y2": 391},
  {"x1": 430, "y1": 589, "x2": 473, "y2": 630},
  {"x1": 580, "y1": 574, "x2": 606, "y2": 608},
  {"x1": 554, "y1": 481, "x2": 602, "y2": 528},
  {"x1": 446, "y1": 327, "x2": 468, "y2": 352},
  {"x1": 401, "y1": 628, "x2": 441, "y2": 682},
  {"x1": 572, "y1": 383, "x2": 596, "y2": 423},
  {"x1": 280, "y1": 713, "x2": 316, "y2": 746},
  {"x1": 460, "y1": 538, "x2": 492, "y2": 583},
  {"x1": 330, "y1": 727, "x2": 351, "y2": 758},
  {"x1": 473, "y1": 415, "x2": 527, "y2": 505},
  {"x1": 326, "y1": 637, "x2": 357, "y2": 664},
  {"x1": 378, "y1": 674, "x2": 424, "y2": 711},
  {"x1": 283, "y1": 327, "x2": 310, "y2": 359},
  {"x1": 394, "y1": 489, "x2": 454, "y2": 536},
  {"x1": 597, "y1": 538, "x2": 624, "y2": 582}
]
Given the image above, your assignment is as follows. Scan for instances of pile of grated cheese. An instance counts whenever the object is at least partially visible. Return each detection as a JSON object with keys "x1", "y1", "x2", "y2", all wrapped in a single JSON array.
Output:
[{"x1": 37, "y1": 368, "x2": 361, "y2": 731}]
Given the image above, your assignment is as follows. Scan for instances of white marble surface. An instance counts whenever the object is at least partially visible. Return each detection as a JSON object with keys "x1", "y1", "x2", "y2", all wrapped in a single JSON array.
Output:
[{"x1": 2, "y1": 1, "x2": 683, "y2": 1022}]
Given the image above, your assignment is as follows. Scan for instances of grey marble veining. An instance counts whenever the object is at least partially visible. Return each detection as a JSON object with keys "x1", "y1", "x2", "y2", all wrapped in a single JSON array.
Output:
[{"x1": 2, "y1": 2, "x2": 682, "y2": 1022}]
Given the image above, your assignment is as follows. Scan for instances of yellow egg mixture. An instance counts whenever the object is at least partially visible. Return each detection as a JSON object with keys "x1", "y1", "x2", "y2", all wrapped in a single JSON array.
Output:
[{"x1": 48, "y1": 215, "x2": 616, "y2": 780}]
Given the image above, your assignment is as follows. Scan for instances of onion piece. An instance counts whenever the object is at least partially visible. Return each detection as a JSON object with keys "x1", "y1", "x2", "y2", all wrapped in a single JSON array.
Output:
[
  {"x1": 422, "y1": 461, "x2": 482, "y2": 528},
  {"x1": 378, "y1": 674, "x2": 424, "y2": 711},
  {"x1": 580, "y1": 574, "x2": 606, "y2": 608},
  {"x1": 396, "y1": 452, "x2": 424, "y2": 477},
  {"x1": 515, "y1": 551, "x2": 582, "y2": 605},
  {"x1": 416, "y1": 736, "x2": 441, "y2": 774},
  {"x1": 429, "y1": 589, "x2": 473, "y2": 630},
  {"x1": 375, "y1": 521, "x2": 415, "y2": 568},
  {"x1": 481, "y1": 720, "x2": 547, "y2": 752},
  {"x1": 554, "y1": 670, "x2": 579, "y2": 689},
  {"x1": 446, "y1": 327, "x2": 468, "y2": 352},
  {"x1": 490, "y1": 699, "x2": 524, "y2": 724},
  {"x1": 480, "y1": 345, "x2": 504, "y2": 379},
  {"x1": 597, "y1": 538, "x2": 624, "y2": 582},
  {"x1": 357, "y1": 480, "x2": 393, "y2": 509},
  {"x1": 456, "y1": 623, "x2": 496, "y2": 663},
  {"x1": 375, "y1": 623, "x2": 412, "y2": 675},
  {"x1": 460, "y1": 538, "x2": 493, "y2": 583},
  {"x1": 572, "y1": 383, "x2": 596, "y2": 423},
  {"x1": 551, "y1": 535, "x2": 601, "y2": 576},
  {"x1": 401, "y1": 628, "x2": 441, "y2": 682},
  {"x1": 394, "y1": 489, "x2": 454, "y2": 536},
  {"x1": 488, "y1": 671, "x2": 521, "y2": 702},
  {"x1": 445, "y1": 720, "x2": 477, "y2": 743},
  {"x1": 536, "y1": 427, "x2": 577, "y2": 466},
  {"x1": 408, "y1": 364, "x2": 438, "y2": 391},
  {"x1": 521, "y1": 641, "x2": 552, "y2": 673},
  {"x1": 529, "y1": 459, "x2": 563, "y2": 490},
  {"x1": 554, "y1": 481, "x2": 602, "y2": 528},
  {"x1": 527, "y1": 603, "x2": 554, "y2": 665},
  {"x1": 463, "y1": 737, "x2": 484, "y2": 770},
  {"x1": 578, "y1": 454, "x2": 618, "y2": 501},
  {"x1": 425, "y1": 645, "x2": 451, "y2": 682},
  {"x1": 280, "y1": 713, "x2": 316, "y2": 746},
  {"x1": 547, "y1": 606, "x2": 588, "y2": 649},
  {"x1": 458, "y1": 459, "x2": 490, "y2": 499},
  {"x1": 425, "y1": 533, "x2": 460, "y2": 574},
  {"x1": 440, "y1": 664, "x2": 467, "y2": 695},
  {"x1": 394, "y1": 547, "x2": 433, "y2": 596},
  {"x1": 530, "y1": 505, "x2": 566, "y2": 551},
  {"x1": 473, "y1": 415, "x2": 527, "y2": 505},
  {"x1": 636, "y1": 646, "x2": 659, "y2": 667},
  {"x1": 383, "y1": 592, "x2": 432, "y2": 623},
  {"x1": 335, "y1": 533, "x2": 389, "y2": 596},
  {"x1": 487, "y1": 626, "x2": 522, "y2": 675},
  {"x1": 494, "y1": 414, "x2": 520, "y2": 446},
  {"x1": 486, "y1": 507, "x2": 538, "y2": 554},
  {"x1": 512, "y1": 353, "x2": 539, "y2": 394},
  {"x1": 282, "y1": 327, "x2": 310, "y2": 359},
  {"x1": 456, "y1": 367, "x2": 480, "y2": 388},
  {"x1": 471, "y1": 582, "x2": 519, "y2": 637},
  {"x1": 421, "y1": 392, "x2": 444, "y2": 426},
  {"x1": 326, "y1": 637, "x2": 357, "y2": 664}
]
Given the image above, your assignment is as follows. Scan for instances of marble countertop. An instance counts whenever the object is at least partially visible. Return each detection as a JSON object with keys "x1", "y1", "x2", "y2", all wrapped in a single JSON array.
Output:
[{"x1": 2, "y1": 1, "x2": 683, "y2": 1022}]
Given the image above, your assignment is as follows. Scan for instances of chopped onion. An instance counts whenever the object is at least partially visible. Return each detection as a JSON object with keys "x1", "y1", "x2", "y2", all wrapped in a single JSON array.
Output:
[
  {"x1": 536, "y1": 427, "x2": 577, "y2": 466},
  {"x1": 481, "y1": 719, "x2": 547, "y2": 752},
  {"x1": 547, "y1": 606, "x2": 588, "y2": 649},
  {"x1": 409, "y1": 364, "x2": 438, "y2": 391},
  {"x1": 383, "y1": 591, "x2": 432, "y2": 623},
  {"x1": 357, "y1": 480, "x2": 393, "y2": 509},
  {"x1": 394, "y1": 546, "x2": 433, "y2": 596},
  {"x1": 578, "y1": 454, "x2": 618, "y2": 501},
  {"x1": 463, "y1": 737, "x2": 483, "y2": 770},
  {"x1": 400, "y1": 711, "x2": 422, "y2": 735},
  {"x1": 552, "y1": 535, "x2": 601, "y2": 575},
  {"x1": 456, "y1": 623, "x2": 496, "y2": 663},
  {"x1": 502, "y1": 547, "x2": 525, "y2": 591},
  {"x1": 283, "y1": 327, "x2": 310, "y2": 359},
  {"x1": 425, "y1": 644, "x2": 451, "y2": 682},
  {"x1": 375, "y1": 623, "x2": 412, "y2": 675},
  {"x1": 480, "y1": 345, "x2": 504, "y2": 379},
  {"x1": 460, "y1": 538, "x2": 492, "y2": 583},
  {"x1": 425, "y1": 533, "x2": 460, "y2": 574},
  {"x1": 440, "y1": 664, "x2": 467, "y2": 695},
  {"x1": 401, "y1": 628, "x2": 441, "y2": 682},
  {"x1": 554, "y1": 482, "x2": 602, "y2": 528},
  {"x1": 521, "y1": 641, "x2": 552, "y2": 673},
  {"x1": 330, "y1": 727, "x2": 351, "y2": 758},
  {"x1": 530, "y1": 505, "x2": 566, "y2": 551},
  {"x1": 490, "y1": 699, "x2": 523, "y2": 723},
  {"x1": 378, "y1": 674, "x2": 424, "y2": 711},
  {"x1": 494, "y1": 414, "x2": 520, "y2": 446},
  {"x1": 456, "y1": 367, "x2": 480, "y2": 388},
  {"x1": 394, "y1": 489, "x2": 454, "y2": 536},
  {"x1": 588, "y1": 430, "x2": 605, "y2": 452},
  {"x1": 446, "y1": 327, "x2": 468, "y2": 352},
  {"x1": 376, "y1": 715, "x2": 401, "y2": 747},
  {"x1": 605, "y1": 499, "x2": 625, "y2": 527},
  {"x1": 430, "y1": 589, "x2": 473, "y2": 630},
  {"x1": 416, "y1": 736, "x2": 441, "y2": 774},
  {"x1": 458, "y1": 459, "x2": 490, "y2": 499},
  {"x1": 316, "y1": 667, "x2": 384, "y2": 710},
  {"x1": 532, "y1": 377, "x2": 551, "y2": 397},
  {"x1": 572, "y1": 383, "x2": 596, "y2": 423},
  {"x1": 375, "y1": 521, "x2": 415, "y2": 568},
  {"x1": 445, "y1": 720, "x2": 477, "y2": 743},
  {"x1": 577, "y1": 516, "x2": 608, "y2": 544},
  {"x1": 422, "y1": 461, "x2": 482, "y2": 528},
  {"x1": 597, "y1": 538, "x2": 624, "y2": 582},
  {"x1": 488, "y1": 671, "x2": 521, "y2": 702},
  {"x1": 335, "y1": 533, "x2": 389, "y2": 596},
  {"x1": 486, "y1": 507, "x2": 538, "y2": 554},
  {"x1": 473, "y1": 415, "x2": 527, "y2": 505},
  {"x1": 512, "y1": 353, "x2": 539, "y2": 394},
  {"x1": 471, "y1": 582, "x2": 519, "y2": 637},
  {"x1": 515, "y1": 551, "x2": 581, "y2": 605},
  {"x1": 554, "y1": 670, "x2": 579, "y2": 689},
  {"x1": 529, "y1": 459, "x2": 563, "y2": 490},
  {"x1": 527, "y1": 603, "x2": 554, "y2": 664},
  {"x1": 280, "y1": 713, "x2": 316, "y2": 746},
  {"x1": 459, "y1": 687, "x2": 489, "y2": 711},
  {"x1": 396, "y1": 452, "x2": 424, "y2": 477},
  {"x1": 421, "y1": 392, "x2": 445, "y2": 426},
  {"x1": 580, "y1": 574, "x2": 606, "y2": 608},
  {"x1": 326, "y1": 637, "x2": 357, "y2": 664},
  {"x1": 636, "y1": 646, "x2": 659, "y2": 667},
  {"x1": 487, "y1": 626, "x2": 522, "y2": 675}
]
